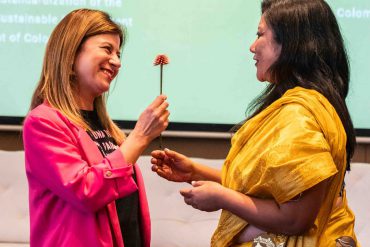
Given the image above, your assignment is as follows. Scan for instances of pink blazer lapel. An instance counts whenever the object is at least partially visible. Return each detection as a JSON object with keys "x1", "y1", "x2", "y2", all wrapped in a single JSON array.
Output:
[{"x1": 77, "y1": 128, "x2": 104, "y2": 166}]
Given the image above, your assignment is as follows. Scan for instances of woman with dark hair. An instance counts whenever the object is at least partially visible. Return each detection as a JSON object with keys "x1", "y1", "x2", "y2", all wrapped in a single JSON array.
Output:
[
  {"x1": 151, "y1": 0, "x2": 358, "y2": 246},
  {"x1": 23, "y1": 9, "x2": 169, "y2": 247}
]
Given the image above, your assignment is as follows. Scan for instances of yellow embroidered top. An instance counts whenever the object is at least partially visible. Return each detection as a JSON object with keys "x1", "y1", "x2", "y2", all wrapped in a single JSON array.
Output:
[{"x1": 211, "y1": 87, "x2": 358, "y2": 247}]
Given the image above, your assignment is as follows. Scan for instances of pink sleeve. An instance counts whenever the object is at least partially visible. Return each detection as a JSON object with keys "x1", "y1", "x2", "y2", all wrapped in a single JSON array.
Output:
[{"x1": 23, "y1": 113, "x2": 138, "y2": 213}]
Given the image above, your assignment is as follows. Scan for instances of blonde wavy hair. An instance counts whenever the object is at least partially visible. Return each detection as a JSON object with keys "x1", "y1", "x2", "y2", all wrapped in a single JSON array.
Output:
[{"x1": 30, "y1": 9, "x2": 125, "y2": 144}]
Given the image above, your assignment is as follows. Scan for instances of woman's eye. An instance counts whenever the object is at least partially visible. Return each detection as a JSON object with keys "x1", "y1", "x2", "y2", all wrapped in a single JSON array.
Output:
[{"x1": 103, "y1": 46, "x2": 112, "y2": 53}]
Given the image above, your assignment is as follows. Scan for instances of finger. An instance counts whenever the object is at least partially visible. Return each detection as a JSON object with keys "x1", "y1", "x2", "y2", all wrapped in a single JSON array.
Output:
[
  {"x1": 159, "y1": 94, "x2": 167, "y2": 100},
  {"x1": 162, "y1": 120, "x2": 169, "y2": 130},
  {"x1": 179, "y1": 188, "x2": 192, "y2": 197},
  {"x1": 156, "y1": 169, "x2": 173, "y2": 181},
  {"x1": 157, "y1": 100, "x2": 169, "y2": 113},
  {"x1": 150, "y1": 157, "x2": 164, "y2": 166},
  {"x1": 150, "y1": 157, "x2": 158, "y2": 165},
  {"x1": 164, "y1": 148, "x2": 184, "y2": 162},
  {"x1": 163, "y1": 155, "x2": 174, "y2": 164},
  {"x1": 151, "y1": 165, "x2": 158, "y2": 172},
  {"x1": 149, "y1": 95, "x2": 167, "y2": 109},
  {"x1": 153, "y1": 102, "x2": 169, "y2": 124},
  {"x1": 160, "y1": 110, "x2": 170, "y2": 122},
  {"x1": 151, "y1": 150, "x2": 165, "y2": 159},
  {"x1": 160, "y1": 120, "x2": 169, "y2": 132},
  {"x1": 184, "y1": 197, "x2": 192, "y2": 206},
  {"x1": 163, "y1": 112, "x2": 170, "y2": 126},
  {"x1": 191, "y1": 180, "x2": 205, "y2": 187},
  {"x1": 157, "y1": 110, "x2": 170, "y2": 131}
]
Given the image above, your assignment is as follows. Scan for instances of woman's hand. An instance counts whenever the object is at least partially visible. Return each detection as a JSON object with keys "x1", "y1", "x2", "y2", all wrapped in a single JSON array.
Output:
[
  {"x1": 180, "y1": 180, "x2": 225, "y2": 212},
  {"x1": 235, "y1": 225, "x2": 266, "y2": 243},
  {"x1": 119, "y1": 95, "x2": 169, "y2": 164},
  {"x1": 131, "y1": 95, "x2": 170, "y2": 144},
  {"x1": 151, "y1": 149, "x2": 194, "y2": 183}
]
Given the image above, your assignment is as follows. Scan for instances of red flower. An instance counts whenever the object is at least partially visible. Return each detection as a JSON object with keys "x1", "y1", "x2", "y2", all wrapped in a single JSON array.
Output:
[{"x1": 153, "y1": 54, "x2": 169, "y2": 66}]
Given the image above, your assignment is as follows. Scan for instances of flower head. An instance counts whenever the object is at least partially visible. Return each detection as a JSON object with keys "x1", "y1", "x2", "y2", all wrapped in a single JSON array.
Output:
[{"x1": 153, "y1": 54, "x2": 169, "y2": 66}]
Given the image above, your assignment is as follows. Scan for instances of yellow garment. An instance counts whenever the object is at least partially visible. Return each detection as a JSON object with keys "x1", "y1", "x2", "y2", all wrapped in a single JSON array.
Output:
[{"x1": 211, "y1": 87, "x2": 358, "y2": 247}]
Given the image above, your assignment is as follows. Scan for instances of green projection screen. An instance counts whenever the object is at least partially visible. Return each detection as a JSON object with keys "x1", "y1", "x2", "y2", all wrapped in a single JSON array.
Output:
[{"x1": 0, "y1": 0, "x2": 369, "y2": 135}]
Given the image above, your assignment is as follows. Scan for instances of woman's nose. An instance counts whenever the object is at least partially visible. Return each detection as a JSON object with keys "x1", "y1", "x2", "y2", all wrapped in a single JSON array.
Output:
[
  {"x1": 109, "y1": 55, "x2": 121, "y2": 68},
  {"x1": 250, "y1": 39, "x2": 256, "y2": 54}
]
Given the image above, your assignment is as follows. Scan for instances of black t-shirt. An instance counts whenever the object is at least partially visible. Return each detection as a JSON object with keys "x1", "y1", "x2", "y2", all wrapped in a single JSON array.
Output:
[{"x1": 81, "y1": 110, "x2": 142, "y2": 247}]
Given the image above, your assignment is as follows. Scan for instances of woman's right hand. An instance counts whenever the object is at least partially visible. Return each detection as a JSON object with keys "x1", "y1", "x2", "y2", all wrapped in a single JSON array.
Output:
[
  {"x1": 119, "y1": 95, "x2": 169, "y2": 165},
  {"x1": 131, "y1": 95, "x2": 170, "y2": 144},
  {"x1": 151, "y1": 149, "x2": 194, "y2": 183}
]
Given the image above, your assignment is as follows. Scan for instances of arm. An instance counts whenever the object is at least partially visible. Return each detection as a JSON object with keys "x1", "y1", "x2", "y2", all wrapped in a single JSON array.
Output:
[
  {"x1": 24, "y1": 114, "x2": 134, "y2": 213},
  {"x1": 192, "y1": 160, "x2": 221, "y2": 183},
  {"x1": 223, "y1": 179, "x2": 328, "y2": 235},
  {"x1": 151, "y1": 148, "x2": 221, "y2": 183},
  {"x1": 180, "y1": 179, "x2": 328, "y2": 236},
  {"x1": 24, "y1": 96, "x2": 169, "y2": 213},
  {"x1": 119, "y1": 95, "x2": 169, "y2": 164}
]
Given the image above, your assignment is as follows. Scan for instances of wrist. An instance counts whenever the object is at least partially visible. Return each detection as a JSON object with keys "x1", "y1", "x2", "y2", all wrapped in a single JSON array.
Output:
[
  {"x1": 119, "y1": 130, "x2": 150, "y2": 164},
  {"x1": 216, "y1": 186, "x2": 229, "y2": 210},
  {"x1": 128, "y1": 129, "x2": 151, "y2": 148},
  {"x1": 189, "y1": 161, "x2": 200, "y2": 182}
]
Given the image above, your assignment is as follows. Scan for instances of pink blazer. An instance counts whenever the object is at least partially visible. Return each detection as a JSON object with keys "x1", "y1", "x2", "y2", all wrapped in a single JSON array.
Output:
[{"x1": 23, "y1": 102, "x2": 150, "y2": 247}]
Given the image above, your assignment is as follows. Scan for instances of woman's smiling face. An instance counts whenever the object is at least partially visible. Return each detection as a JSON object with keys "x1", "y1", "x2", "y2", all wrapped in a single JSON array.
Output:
[
  {"x1": 250, "y1": 15, "x2": 282, "y2": 83},
  {"x1": 74, "y1": 33, "x2": 121, "y2": 109}
]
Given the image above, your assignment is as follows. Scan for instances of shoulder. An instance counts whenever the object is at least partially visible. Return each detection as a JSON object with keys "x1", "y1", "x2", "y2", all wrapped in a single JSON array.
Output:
[
  {"x1": 280, "y1": 86, "x2": 334, "y2": 113},
  {"x1": 23, "y1": 102, "x2": 78, "y2": 135},
  {"x1": 277, "y1": 86, "x2": 336, "y2": 123},
  {"x1": 25, "y1": 103, "x2": 67, "y2": 125},
  {"x1": 276, "y1": 101, "x2": 317, "y2": 127},
  {"x1": 272, "y1": 90, "x2": 326, "y2": 136},
  {"x1": 272, "y1": 87, "x2": 344, "y2": 145}
]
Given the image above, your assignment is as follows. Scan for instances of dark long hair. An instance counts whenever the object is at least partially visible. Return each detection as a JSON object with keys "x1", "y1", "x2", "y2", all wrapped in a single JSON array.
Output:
[{"x1": 247, "y1": 0, "x2": 355, "y2": 170}]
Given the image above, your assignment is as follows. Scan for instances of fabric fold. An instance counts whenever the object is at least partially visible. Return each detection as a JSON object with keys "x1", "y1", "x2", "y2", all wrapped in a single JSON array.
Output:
[{"x1": 211, "y1": 87, "x2": 352, "y2": 246}]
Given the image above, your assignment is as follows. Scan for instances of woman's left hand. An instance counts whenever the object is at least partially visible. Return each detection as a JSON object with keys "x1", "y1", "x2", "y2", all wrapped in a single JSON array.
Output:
[{"x1": 180, "y1": 181, "x2": 225, "y2": 212}]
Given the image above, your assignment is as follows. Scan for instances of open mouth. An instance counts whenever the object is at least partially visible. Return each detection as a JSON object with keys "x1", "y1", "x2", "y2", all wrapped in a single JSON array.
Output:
[
  {"x1": 101, "y1": 68, "x2": 114, "y2": 80},
  {"x1": 253, "y1": 56, "x2": 259, "y2": 66}
]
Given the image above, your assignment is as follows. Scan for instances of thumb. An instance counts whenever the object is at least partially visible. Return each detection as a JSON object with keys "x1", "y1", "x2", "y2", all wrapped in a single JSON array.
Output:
[
  {"x1": 164, "y1": 148, "x2": 185, "y2": 161},
  {"x1": 179, "y1": 188, "x2": 192, "y2": 198},
  {"x1": 191, "y1": 180, "x2": 205, "y2": 187}
]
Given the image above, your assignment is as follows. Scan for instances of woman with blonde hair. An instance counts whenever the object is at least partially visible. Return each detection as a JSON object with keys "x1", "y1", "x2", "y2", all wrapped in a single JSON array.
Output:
[{"x1": 23, "y1": 8, "x2": 169, "y2": 246}]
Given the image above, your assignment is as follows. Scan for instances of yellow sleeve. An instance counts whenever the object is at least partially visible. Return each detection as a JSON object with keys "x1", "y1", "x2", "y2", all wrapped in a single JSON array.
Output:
[{"x1": 260, "y1": 103, "x2": 338, "y2": 204}]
